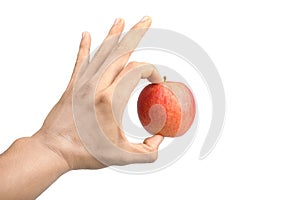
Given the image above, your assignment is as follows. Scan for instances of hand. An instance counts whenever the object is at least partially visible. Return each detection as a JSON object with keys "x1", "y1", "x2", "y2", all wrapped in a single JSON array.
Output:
[{"x1": 34, "y1": 16, "x2": 164, "y2": 170}]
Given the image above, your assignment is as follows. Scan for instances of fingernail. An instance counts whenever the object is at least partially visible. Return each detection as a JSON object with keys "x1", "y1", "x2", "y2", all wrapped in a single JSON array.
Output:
[
  {"x1": 82, "y1": 32, "x2": 87, "y2": 38},
  {"x1": 114, "y1": 18, "x2": 121, "y2": 25},
  {"x1": 140, "y1": 16, "x2": 150, "y2": 22}
]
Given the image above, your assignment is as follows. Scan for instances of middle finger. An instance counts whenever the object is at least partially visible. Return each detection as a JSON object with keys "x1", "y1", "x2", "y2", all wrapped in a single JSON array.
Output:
[{"x1": 95, "y1": 16, "x2": 152, "y2": 92}]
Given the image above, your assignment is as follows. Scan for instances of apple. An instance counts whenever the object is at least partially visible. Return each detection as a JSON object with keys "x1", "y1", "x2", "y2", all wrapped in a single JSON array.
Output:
[{"x1": 137, "y1": 76, "x2": 196, "y2": 137}]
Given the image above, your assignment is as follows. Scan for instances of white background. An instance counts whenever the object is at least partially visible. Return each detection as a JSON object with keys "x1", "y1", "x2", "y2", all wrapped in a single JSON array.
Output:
[{"x1": 1, "y1": 0, "x2": 300, "y2": 199}]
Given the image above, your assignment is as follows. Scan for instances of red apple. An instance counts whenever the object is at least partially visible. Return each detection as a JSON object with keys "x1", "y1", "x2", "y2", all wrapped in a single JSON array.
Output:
[{"x1": 137, "y1": 76, "x2": 196, "y2": 137}]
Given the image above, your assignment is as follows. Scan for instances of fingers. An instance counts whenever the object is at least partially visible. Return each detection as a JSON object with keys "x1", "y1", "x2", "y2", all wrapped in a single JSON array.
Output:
[
  {"x1": 68, "y1": 32, "x2": 91, "y2": 87},
  {"x1": 76, "y1": 32, "x2": 91, "y2": 67},
  {"x1": 143, "y1": 134, "x2": 164, "y2": 150},
  {"x1": 110, "y1": 61, "x2": 163, "y2": 164},
  {"x1": 114, "y1": 61, "x2": 161, "y2": 84},
  {"x1": 93, "y1": 18, "x2": 125, "y2": 65},
  {"x1": 108, "y1": 62, "x2": 161, "y2": 126},
  {"x1": 125, "y1": 135, "x2": 164, "y2": 164},
  {"x1": 95, "y1": 16, "x2": 152, "y2": 91},
  {"x1": 108, "y1": 18, "x2": 125, "y2": 35},
  {"x1": 115, "y1": 16, "x2": 151, "y2": 58},
  {"x1": 77, "y1": 19, "x2": 125, "y2": 85},
  {"x1": 94, "y1": 18, "x2": 125, "y2": 62},
  {"x1": 103, "y1": 62, "x2": 162, "y2": 164}
]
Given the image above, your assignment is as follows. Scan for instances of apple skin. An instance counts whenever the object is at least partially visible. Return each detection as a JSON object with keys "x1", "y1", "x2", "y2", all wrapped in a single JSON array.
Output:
[{"x1": 137, "y1": 81, "x2": 196, "y2": 137}]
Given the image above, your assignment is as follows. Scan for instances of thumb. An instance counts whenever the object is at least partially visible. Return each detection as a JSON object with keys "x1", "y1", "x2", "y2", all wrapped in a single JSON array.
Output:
[
  {"x1": 143, "y1": 134, "x2": 164, "y2": 150},
  {"x1": 126, "y1": 134, "x2": 164, "y2": 164}
]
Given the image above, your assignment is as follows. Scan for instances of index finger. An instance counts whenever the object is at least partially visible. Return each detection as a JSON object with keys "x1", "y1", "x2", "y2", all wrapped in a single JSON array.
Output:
[{"x1": 110, "y1": 62, "x2": 161, "y2": 127}]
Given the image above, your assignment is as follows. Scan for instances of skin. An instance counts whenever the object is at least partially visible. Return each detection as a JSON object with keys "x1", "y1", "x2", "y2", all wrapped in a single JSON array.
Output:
[{"x1": 0, "y1": 16, "x2": 164, "y2": 200}]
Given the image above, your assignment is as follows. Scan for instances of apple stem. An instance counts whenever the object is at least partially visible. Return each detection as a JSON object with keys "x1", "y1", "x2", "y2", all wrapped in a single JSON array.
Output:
[{"x1": 163, "y1": 76, "x2": 166, "y2": 83}]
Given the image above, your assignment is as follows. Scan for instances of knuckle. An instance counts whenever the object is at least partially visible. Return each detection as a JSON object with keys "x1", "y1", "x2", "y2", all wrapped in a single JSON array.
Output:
[
  {"x1": 74, "y1": 82, "x2": 93, "y2": 98},
  {"x1": 116, "y1": 42, "x2": 131, "y2": 53},
  {"x1": 96, "y1": 89, "x2": 112, "y2": 105},
  {"x1": 127, "y1": 61, "x2": 140, "y2": 66}
]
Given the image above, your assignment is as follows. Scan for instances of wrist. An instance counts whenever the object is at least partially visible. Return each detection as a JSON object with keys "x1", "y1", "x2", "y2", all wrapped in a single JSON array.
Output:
[
  {"x1": 31, "y1": 131, "x2": 73, "y2": 172},
  {"x1": 25, "y1": 136, "x2": 71, "y2": 174},
  {"x1": 33, "y1": 129, "x2": 106, "y2": 170}
]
